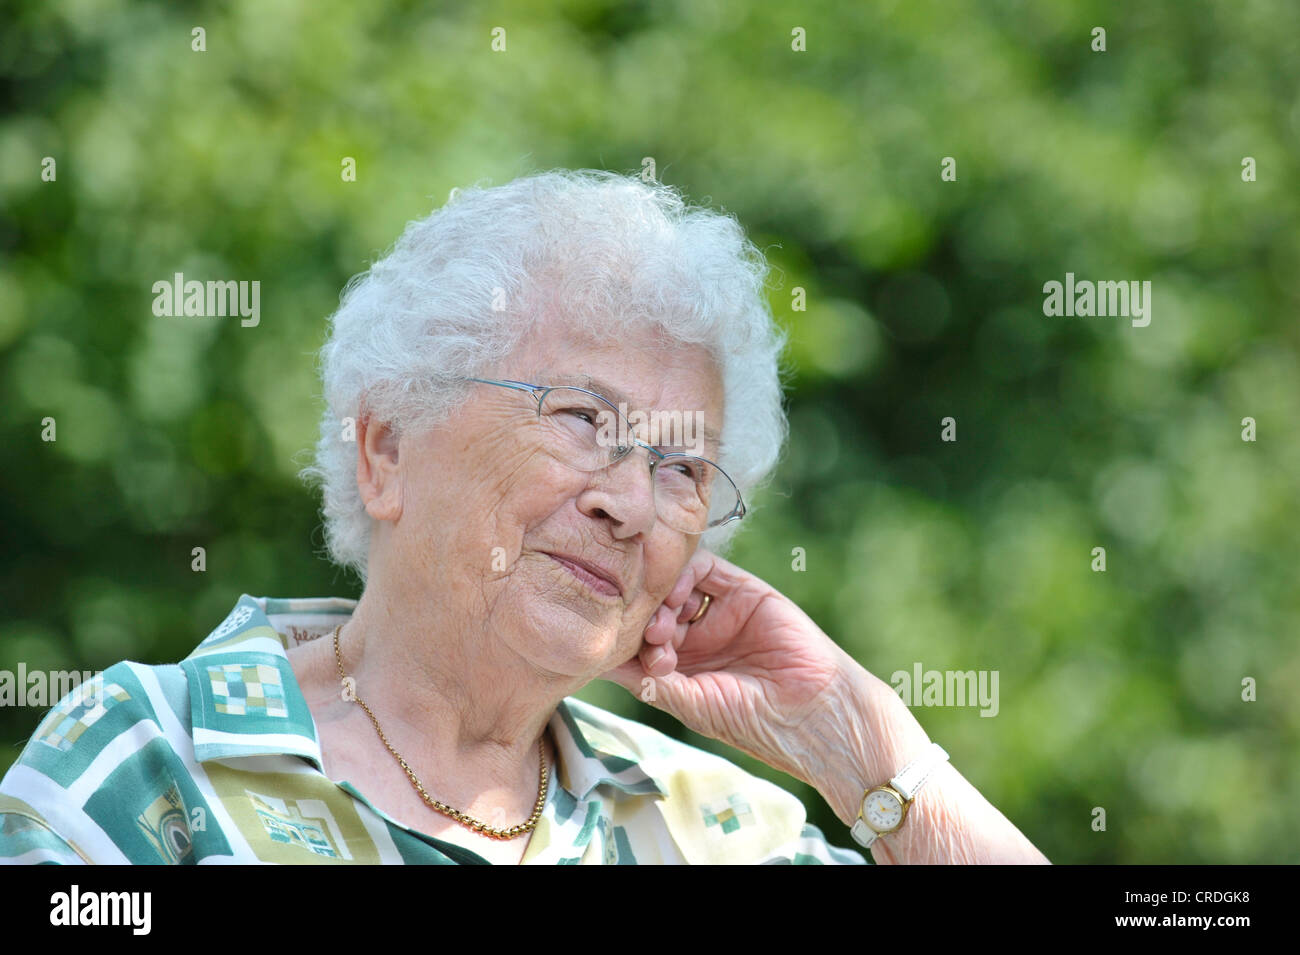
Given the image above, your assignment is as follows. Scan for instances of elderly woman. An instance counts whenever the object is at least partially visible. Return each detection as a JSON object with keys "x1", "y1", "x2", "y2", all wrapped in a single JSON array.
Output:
[{"x1": 0, "y1": 169, "x2": 1047, "y2": 865}]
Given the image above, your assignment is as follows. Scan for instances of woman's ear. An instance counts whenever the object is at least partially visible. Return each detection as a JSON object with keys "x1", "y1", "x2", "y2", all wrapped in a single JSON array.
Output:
[{"x1": 356, "y1": 412, "x2": 403, "y2": 521}]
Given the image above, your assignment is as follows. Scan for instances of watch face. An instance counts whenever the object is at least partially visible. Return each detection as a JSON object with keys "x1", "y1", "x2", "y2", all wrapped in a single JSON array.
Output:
[{"x1": 863, "y1": 789, "x2": 905, "y2": 832}]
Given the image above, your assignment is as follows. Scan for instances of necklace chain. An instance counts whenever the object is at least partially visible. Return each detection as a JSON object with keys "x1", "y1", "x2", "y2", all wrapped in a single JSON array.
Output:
[{"x1": 331, "y1": 623, "x2": 548, "y2": 840}]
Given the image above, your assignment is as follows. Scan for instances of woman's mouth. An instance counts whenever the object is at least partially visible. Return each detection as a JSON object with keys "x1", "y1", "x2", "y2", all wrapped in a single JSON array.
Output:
[{"x1": 545, "y1": 553, "x2": 622, "y2": 598}]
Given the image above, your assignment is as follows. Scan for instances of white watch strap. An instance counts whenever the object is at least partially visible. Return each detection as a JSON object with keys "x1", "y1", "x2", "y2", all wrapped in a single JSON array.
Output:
[
  {"x1": 891, "y1": 742, "x2": 950, "y2": 800},
  {"x1": 849, "y1": 818, "x2": 879, "y2": 849}
]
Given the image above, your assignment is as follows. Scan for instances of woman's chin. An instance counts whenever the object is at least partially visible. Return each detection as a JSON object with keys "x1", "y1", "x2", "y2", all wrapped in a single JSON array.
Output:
[{"x1": 498, "y1": 603, "x2": 609, "y2": 673}]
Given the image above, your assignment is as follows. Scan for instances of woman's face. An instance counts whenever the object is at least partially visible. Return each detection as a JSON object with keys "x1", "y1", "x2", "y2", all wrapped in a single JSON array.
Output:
[{"x1": 364, "y1": 318, "x2": 725, "y2": 681}]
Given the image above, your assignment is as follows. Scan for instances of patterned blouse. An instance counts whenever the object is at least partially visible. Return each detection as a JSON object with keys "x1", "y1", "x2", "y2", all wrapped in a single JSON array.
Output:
[{"x1": 0, "y1": 595, "x2": 867, "y2": 865}]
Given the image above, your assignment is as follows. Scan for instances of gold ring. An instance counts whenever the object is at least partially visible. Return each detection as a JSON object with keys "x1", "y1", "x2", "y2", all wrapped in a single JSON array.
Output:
[{"x1": 685, "y1": 593, "x2": 711, "y2": 624}]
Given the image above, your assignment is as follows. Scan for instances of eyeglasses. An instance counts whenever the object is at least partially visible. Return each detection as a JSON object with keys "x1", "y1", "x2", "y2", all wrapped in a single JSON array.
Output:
[{"x1": 462, "y1": 377, "x2": 745, "y2": 535}]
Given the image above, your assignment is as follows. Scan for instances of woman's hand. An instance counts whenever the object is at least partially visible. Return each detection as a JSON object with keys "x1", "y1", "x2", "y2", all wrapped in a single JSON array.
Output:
[
  {"x1": 601, "y1": 548, "x2": 1053, "y2": 864},
  {"x1": 601, "y1": 547, "x2": 875, "y2": 786}
]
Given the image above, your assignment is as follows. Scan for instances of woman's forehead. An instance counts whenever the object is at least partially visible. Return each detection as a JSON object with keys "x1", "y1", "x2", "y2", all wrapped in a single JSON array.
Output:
[
  {"x1": 553, "y1": 372, "x2": 701, "y2": 411},
  {"x1": 500, "y1": 318, "x2": 723, "y2": 430},
  {"x1": 511, "y1": 331, "x2": 719, "y2": 400}
]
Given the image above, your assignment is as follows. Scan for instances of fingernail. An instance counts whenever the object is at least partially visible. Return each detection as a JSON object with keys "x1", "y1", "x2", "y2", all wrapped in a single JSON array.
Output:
[{"x1": 646, "y1": 647, "x2": 666, "y2": 669}]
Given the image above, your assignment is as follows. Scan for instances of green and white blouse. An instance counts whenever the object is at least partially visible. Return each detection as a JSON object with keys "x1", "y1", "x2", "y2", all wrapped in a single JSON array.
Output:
[{"x1": 0, "y1": 595, "x2": 867, "y2": 865}]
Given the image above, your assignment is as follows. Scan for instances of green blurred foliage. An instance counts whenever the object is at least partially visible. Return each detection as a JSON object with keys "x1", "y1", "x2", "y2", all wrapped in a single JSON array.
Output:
[{"x1": 2, "y1": 0, "x2": 1297, "y2": 863}]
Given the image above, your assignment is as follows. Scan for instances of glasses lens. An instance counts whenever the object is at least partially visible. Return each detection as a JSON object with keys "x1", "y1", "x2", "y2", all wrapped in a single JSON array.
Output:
[
  {"x1": 653, "y1": 454, "x2": 741, "y2": 534},
  {"x1": 535, "y1": 387, "x2": 741, "y2": 534},
  {"x1": 537, "y1": 386, "x2": 627, "y2": 468}
]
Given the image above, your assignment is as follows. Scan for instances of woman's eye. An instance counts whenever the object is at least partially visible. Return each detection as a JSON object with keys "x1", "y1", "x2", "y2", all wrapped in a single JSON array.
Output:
[
  {"x1": 551, "y1": 406, "x2": 611, "y2": 434},
  {"x1": 667, "y1": 459, "x2": 706, "y2": 482}
]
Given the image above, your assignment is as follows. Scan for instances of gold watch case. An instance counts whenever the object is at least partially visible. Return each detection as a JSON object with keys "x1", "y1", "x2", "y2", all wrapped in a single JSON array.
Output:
[{"x1": 858, "y1": 784, "x2": 911, "y2": 834}]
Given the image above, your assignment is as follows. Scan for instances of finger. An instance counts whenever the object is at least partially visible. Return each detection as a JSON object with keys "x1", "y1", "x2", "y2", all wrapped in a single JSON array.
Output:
[
  {"x1": 676, "y1": 590, "x2": 709, "y2": 625},
  {"x1": 668, "y1": 618, "x2": 690, "y2": 651},
  {"x1": 667, "y1": 574, "x2": 696, "y2": 609},
  {"x1": 668, "y1": 552, "x2": 712, "y2": 607},
  {"x1": 642, "y1": 605, "x2": 675, "y2": 645},
  {"x1": 642, "y1": 640, "x2": 677, "y2": 677}
]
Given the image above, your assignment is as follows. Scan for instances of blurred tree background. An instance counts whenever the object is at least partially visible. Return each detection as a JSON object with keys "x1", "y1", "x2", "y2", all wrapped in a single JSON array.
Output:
[{"x1": 2, "y1": 0, "x2": 1297, "y2": 864}]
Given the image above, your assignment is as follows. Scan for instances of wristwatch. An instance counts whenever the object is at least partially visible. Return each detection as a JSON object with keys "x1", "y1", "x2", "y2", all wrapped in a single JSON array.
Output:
[{"x1": 849, "y1": 742, "x2": 950, "y2": 850}]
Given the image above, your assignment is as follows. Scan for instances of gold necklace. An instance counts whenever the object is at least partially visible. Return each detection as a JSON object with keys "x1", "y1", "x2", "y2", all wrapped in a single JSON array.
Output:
[{"x1": 331, "y1": 623, "x2": 549, "y2": 840}]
